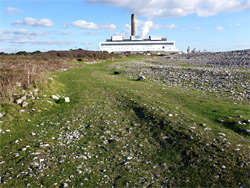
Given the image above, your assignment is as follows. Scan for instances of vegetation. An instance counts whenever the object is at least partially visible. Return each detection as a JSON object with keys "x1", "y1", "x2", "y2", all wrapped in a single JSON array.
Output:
[{"x1": 0, "y1": 54, "x2": 249, "y2": 187}]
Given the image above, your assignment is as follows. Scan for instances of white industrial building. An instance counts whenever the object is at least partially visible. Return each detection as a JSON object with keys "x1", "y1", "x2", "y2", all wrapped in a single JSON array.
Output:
[{"x1": 99, "y1": 14, "x2": 178, "y2": 53}]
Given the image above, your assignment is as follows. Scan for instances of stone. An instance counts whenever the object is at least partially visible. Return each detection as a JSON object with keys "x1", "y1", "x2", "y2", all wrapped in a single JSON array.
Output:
[
  {"x1": 127, "y1": 156, "x2": 133, "y2": 160},
  {"x1": 204, "y1": 128, "x2": 212, "y2": 131},
  {"x1": 217, "y1": 119, "x2": 224, "y2": 123},
  {"x1": 15, "y1": 98, "x2": 23, "y2": 105},
  {"x1": 221, "y1": 165, "x2": 226, "y2": 169},
  {"x1": 21, "y1": 102, "x2": 28, "y2": 108},
  {"x1": 30, "y1": 161, "x2": 39, "y2": 169},
  {"x1": 234, "y1": 115, "x2": 242, "y2": 118},
  {"x1": 218, "y1": 133, "x2": 226, "y2": 137},
  {"x1": 0, "y1": 112, "x2": 5, "y2": 118},
  {"x1": 51, "y1": 95, "x2": 60, "y2": 100},
  {"x1": 199, "y1": 123, "x2": 206, "y2": 127},
  {"x1": 65, "y1": 97, "x2": 70, "y2": 103},
  {"x1": 138, "y1": 75, "x2": 146, "y2": 81}
]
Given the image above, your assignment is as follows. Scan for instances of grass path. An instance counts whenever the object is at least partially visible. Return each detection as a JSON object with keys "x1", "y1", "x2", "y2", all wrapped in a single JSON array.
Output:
[{"x1": 0, "y1": 57, "x2": 249, "y2": 187}]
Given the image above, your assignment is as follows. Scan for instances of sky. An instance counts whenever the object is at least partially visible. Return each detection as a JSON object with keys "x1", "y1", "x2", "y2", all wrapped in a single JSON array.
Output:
[{"x1": 0, "y1": 0, "x2": 250, "y2": 53}]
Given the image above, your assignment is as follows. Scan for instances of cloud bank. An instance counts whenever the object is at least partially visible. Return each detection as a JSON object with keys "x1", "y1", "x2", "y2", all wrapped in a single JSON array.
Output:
[
  {"x1": 71, "y1": 20, "x2": 116, "y2": 30},
  {"x1": 86, "y1": 0, "x2": 250, "y2": 18},
  {"x1": 11, "y1": 17, "x2": 55, "y2": 27}
]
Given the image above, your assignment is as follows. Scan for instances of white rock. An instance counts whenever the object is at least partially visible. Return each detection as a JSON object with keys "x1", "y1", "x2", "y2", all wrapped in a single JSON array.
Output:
[
  {"x1": 51, "y1": 95, "x2": 59, "y2": 100},
  {"x1": 127, "y1": 156, "x2": 133, "y2": 160},
  {"x1": 168, "y1": 114, "x2": 173, "y2": 117},
  {"x1": 65, "y1": 97, "x2": 70, "y2": 103},
  {"x1": 204, "y1": 128, "x2": 212, "y2": 131},
  {"x1": 21, "y1": 101, "x2": 28, "y2": 108},
  {"x1": 30, "y1": 161, "x2": 39, "y2": 168},
  {"x1": 0, "y1": 112, "x2": 5, "y2": 118},
  {"x1": 138, "y1": 75, "x2": 146, "y2": 80},
  {"x1": 221, "y1": 165, "x2": 226, "y2": 169},
  {"x1": 218, "y1": 133, "x2": 226, "y2": 137},
  {"x1": 40, "y1": 143, "x2": 50, "y2": 148}
]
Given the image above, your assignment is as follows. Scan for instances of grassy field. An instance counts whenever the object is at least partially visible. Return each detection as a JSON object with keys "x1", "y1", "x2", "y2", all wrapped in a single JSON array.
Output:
[{"x1": 0, "y1": 56, "x2": 249, "y2": 187}]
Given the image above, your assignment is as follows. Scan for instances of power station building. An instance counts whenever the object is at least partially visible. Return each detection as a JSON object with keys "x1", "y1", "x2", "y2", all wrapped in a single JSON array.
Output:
[{"x1": 99, "y1": 14, "x2": 178, "y2": 53}]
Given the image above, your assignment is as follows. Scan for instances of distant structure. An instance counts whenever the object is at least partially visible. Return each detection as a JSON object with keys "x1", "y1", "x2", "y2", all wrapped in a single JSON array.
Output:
[
  {"x1": 131, "y1": 14, "x2": 137, "y2": 36},
  {"x1": 99, "y1": 14, "x2": 178, "y2": 53},
  {"x1": 187, "y1": 46, "x2": 191, "y2": 53}
]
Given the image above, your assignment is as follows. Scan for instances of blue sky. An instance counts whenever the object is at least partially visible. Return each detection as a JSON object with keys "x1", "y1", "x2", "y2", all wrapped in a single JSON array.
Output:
[{"x1": 1, "y1": 0, "x2": 249, "y2": 53}]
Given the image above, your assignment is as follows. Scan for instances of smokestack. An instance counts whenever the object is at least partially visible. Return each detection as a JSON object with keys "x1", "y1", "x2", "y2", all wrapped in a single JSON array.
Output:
[{"x1": 131, "y1": 14, "x2": 137, "y2": 36}]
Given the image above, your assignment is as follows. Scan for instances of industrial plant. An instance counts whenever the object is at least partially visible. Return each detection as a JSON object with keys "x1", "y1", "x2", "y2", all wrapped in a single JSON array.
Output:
[{"x1": 99, "y1": 14, "x2": 178, "y2": 53}]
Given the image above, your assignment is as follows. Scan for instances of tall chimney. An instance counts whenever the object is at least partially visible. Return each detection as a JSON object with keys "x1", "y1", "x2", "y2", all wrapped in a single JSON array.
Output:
[{"x1": 131, "y1": 14, "x2": 137, "y2": 36}]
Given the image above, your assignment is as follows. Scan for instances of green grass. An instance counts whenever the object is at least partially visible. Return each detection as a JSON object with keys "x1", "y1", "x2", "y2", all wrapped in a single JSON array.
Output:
[{"x1": 0, "y1": 56, "x2": 249, "y2": 187}]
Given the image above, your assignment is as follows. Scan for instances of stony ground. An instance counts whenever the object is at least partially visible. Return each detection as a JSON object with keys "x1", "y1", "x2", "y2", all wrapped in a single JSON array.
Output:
[
  {"x1": 111, "y1": 50, "x2": 250, "y2": 102},
  {"x1": 0, "y1": 54, "x2": 249, "y2": 187}
]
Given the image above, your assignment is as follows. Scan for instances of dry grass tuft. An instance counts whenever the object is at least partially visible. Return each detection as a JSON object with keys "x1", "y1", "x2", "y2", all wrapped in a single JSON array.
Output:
[{"x1": 0, "y1": 55, "x2": 69, "y2": 102}]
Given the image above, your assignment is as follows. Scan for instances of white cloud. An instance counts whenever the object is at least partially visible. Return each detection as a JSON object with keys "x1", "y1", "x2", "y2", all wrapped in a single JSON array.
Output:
[
  {"x1": 71, "y1": 20, "x2": 99, "y2": 29},
  {"x1": 86, "y1": 0, "x2": 250, "y2": 18},
  {"x1": 230, "y1": 23, "x2": 241, "y2": 27},
  {"x1": 7, "y1": 7, "x2": 23, "y2": 16},
  {"x1": 71, "y1": 20, "x2": 117, "y2": 30},
  {"x1": 11, "y1": 17, "x2": 55, "y2": 27},
  {"x1": 216, "y1": 25, "x2": 224, "y2": 31},
  {"x1": 11, "y1": 39, "x2": 73, "y2": 45}
]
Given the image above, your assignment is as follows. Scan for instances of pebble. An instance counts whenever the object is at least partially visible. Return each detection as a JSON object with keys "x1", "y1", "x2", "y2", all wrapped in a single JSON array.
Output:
[
  {"x1": 65, "y1": 97, "x2": 70, "y2": 103},
  {"x1": 199, "y1": 123, "x2": 206, "y2": 127},
  {"x1": 218, "y1": 133, "x2": 226, "y2": 137},
  {"x1": 168, "y1": 114, "x2": 173, "y2": 117},
  {"x1": 221, "y1": 165, "x2": 226, "y2": 169},
  {"x1": 127, "y1": 156, "x2": 133, "y2": 160},
  {"x1": 204, "y1": 128, "x2": 212, "y2": 131},
  {"x1": 30, "y1": 161, "x2": 39, "y2": 169},
  {"x1": 51, "y1": 95, "x2": 60, "y2": 100}
]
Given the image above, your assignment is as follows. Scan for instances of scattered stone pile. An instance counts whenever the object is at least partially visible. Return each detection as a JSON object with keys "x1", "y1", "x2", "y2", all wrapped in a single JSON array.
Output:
[
  {"x1": 173, "y1": 49, "x2": 250, "y2": 69},
  {"x1": 112, "y1": 50, "x2": 250, "y2": 101}
]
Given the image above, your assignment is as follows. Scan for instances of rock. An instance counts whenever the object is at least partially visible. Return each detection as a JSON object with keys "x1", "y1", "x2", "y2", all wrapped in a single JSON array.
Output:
[
  {"x1": 204, "y1": 128, "x2": 212, "y2": 131},
  {"x1": 60, "y1": 183, "x2": 68, "y2": 188},
  {"x1": 138, "y1": 75, "x2": 146, "y2": 81},
  {"x1": 15, "y1": 98, "x2": 23, "y2": 105},
  {"x1": 21, "y1": 101, "x2": 28, "y2": 108},
  {"x1": 51, "y1": 95, "x2": 60, "y2": 100},
  {"x1": 234, "y1": 115, "x2": 242, "y2": 118},
  {"x1": 127, "y1": 156, "x2": 133, "y2": 160},
  {"x1": 187, "y1": 136, "x2": 193, "y2": 140},
  {"x1": 168, "y1": 114, "x2": 173, "y2": 117},
  {"x1": 40, "y1": 143, "x2": 50, "y2": 148},
  {"x1": 76, "y1": 169, "x2": 82, "y2": 174},
  {"x1": 243, "y1": 120, "x2": 250, "y2": 124},
  {"x1": 30, "y1": 161, "x2": 39, "y2": 169},
  {"x1": 218, "y1": 133, "x2": 226, "y2": 137},
  {"x1": 217, "y1": 119, "x2": 224, "y2": 123},
  {"x1": 199, "y1": 123, "x2": 206, "y2": 127},
  {"x1": 221, "y1": 165, "x2": 226, "y2": 169},
  {"x1": 65, "y1": 97, "x2": 70, "y2": 103},
  {"x1": 245, "y1": 129, "x2": 250, "y2": 133},
  {"x1": 0, "y1": 112, "x2": 5, "y2": 118}
]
